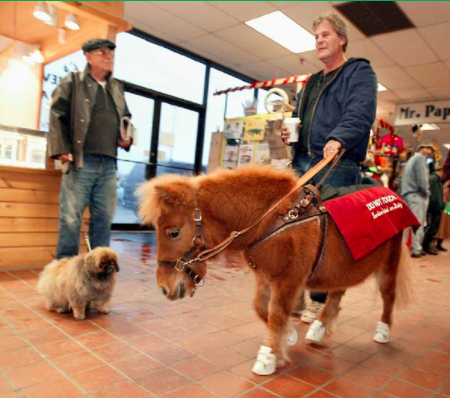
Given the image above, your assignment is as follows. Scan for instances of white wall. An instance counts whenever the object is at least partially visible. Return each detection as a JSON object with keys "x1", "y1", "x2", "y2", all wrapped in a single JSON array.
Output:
[{"x1": 0, "y1": 42, "x2": 41, "y2": 130}]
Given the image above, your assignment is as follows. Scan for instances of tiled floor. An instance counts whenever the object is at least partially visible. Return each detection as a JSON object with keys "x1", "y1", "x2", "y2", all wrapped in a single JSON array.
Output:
[{"x1": 0, "y1": 235, "x2": 449, "y2": 398}]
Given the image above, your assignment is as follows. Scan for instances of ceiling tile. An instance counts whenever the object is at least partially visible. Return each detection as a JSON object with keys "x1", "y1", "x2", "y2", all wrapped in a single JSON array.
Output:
[
  {"x1": 371, "y1": 29, "x2": 438, "y2": 67},
  {"x1": 125, "y1": 17, "x2": 181, "y2": 45},
  {"x1": 405, "y1": 62, "x2": 450, "y2": 89},
  {"x1": 268, "y1": 1, "x2": 300, "y2": 10},
  {"x1": 398, "y1": 1, "x2": 450, "y2": 28},
  {"x1": 378, "y1": 91, "x2": 401, "y2": 103},
  {"x1": 151, "y1": 1, "x2": 238, "y2": 32},
  {"x1": 210, "y1": 1, "x2": 277, "y2": 22},
  {"x1": 283, "y1": 2, "x2": 365, "y2": 42},
  {"x1": 180, "y1": 42, "x2": 231, "y2": 66},
  {"x1": 124, "y1": 2, "x2": 206, "y2": 41},
  {"x1": 428, "y1": 86, "x2": 450, "y2": 100},
  {"x1": 188, "y1": 35, "x2": 261, "y2": 65},
  {"x1": 375, "y1": 65, "x2": 420, "y2": 90},
  {"x1": 346, "y1": 39, "x2": 395, "y2": 68},
  {"x1": 394, "y1": 87, "x2": 434, "y2": 101},
  {"x1": 269, "y1": 54, "x2": 321, "y2": 76},
  {"x1": 215, "y1": 25, "x2": 291, "y2": 60},
  {"x1": 420, "y1": 22, "x2": 450, "y2": 61},
  {"x1": 239, "y1": 61, "x2": 291, "y2": 81}
]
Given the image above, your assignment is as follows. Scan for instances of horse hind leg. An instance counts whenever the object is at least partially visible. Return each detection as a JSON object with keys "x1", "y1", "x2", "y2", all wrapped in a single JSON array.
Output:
[
  {"x1": 306, "y1": 290, "x2": 345, "y2": 343},
  {"x1": 373, "y1": 263, "x2": 396, "y2": 344}
]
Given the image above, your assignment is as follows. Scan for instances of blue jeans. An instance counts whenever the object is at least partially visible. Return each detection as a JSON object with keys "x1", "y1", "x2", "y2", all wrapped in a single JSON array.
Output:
[
  {"x1": 56, "y1": 155, "x2": 117, "y2": 259},
  {"x1": 293, "y1": 154, "x2": 361, "y2": 304},
  {"x1": 292, "y1": 154, "x2": 362, "y2": 188}
]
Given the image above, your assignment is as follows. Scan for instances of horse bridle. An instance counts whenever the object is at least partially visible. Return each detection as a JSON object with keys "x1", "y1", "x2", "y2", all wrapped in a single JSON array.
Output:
[
  {"x1": 157, "y1": 204, "x2": 207, "y2": 287},
  {"x1": 157, "y1": 149, "x2": 345, "y2": 288}
]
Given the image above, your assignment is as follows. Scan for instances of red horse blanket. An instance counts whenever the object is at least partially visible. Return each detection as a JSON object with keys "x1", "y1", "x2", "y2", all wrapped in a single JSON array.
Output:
[{"x1": 323, "y1": 187, "x2": 420, "y2": 261}]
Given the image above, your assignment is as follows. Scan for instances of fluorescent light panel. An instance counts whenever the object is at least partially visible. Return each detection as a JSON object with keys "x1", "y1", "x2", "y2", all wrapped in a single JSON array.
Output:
[
  {"x1": 421, "y1": 123, "x2": 440, "y2": 130},
  {"x1": 245, "y1": 11, "x2": 315, "y2": 54},
  {"x1": 377, "y1": 83, "x2": 387, "y2": 92}
]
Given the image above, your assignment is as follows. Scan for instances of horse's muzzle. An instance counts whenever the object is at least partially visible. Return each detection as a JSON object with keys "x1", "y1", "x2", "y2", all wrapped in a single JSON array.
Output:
[{"x1": 160, "y1": 281, "x2": 186, "y2": 300}]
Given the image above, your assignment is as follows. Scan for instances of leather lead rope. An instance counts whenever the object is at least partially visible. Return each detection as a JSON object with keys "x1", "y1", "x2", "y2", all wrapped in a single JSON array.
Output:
[{"x1": 193, "y1": 150, "x2": 344, "y2": 263}]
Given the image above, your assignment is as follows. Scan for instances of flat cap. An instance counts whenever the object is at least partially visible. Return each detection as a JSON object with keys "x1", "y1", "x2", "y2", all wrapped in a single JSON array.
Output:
[
  {"x1": 82, "y1": 39, "x2": 116, "y2": 53},
  {"x1": 417, "y1": 142, "x2": 435, "y2": 152}
]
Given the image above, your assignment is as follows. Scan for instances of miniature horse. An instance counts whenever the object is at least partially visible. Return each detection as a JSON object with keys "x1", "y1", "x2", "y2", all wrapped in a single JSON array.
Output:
[{"x1": 138, "y1": 165, "x2": 413, "y2": 375}]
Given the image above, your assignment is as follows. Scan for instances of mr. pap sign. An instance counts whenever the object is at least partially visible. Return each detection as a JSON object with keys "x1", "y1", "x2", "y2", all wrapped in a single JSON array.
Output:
[{"x1": 394, "y1": 100, "x2": 450, "y2": 126}]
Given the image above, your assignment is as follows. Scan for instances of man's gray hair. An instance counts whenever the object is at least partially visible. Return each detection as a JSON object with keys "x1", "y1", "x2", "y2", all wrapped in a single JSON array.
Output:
[{"x1": 313, "y1": 13, "x2": 350, "y2": 52}]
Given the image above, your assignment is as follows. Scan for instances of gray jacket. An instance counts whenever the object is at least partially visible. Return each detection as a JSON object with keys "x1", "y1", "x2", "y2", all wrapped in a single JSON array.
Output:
[
  {"x1": 48, "y1": 64, "x2": 132, "y2": 170},
  {"x1": 401, "y1": 153, "x2": 430, "y2": 198}
]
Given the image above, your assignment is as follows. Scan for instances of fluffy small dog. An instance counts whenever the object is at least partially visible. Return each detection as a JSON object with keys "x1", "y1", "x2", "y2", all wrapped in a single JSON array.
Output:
[{"x1": 38, "y1": 247, "x2": 119, "y2": 320}]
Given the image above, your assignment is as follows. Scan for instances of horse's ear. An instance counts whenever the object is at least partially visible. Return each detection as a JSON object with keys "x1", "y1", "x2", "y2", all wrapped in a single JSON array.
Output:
[{"x1": 136, "y1": 177, "x2": 193, "y2": 226}]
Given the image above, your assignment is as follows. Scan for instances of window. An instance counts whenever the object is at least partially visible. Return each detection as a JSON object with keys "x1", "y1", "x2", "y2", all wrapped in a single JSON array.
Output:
[
  {"x1": 203, "y1": 68, "x2": 254, "y2": 166},
  {"x1": 115, "y1": 33, "x2": 206, "y2": 104}
]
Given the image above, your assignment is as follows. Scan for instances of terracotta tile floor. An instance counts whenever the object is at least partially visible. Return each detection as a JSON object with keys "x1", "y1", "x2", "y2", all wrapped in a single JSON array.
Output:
[{"x1": 0, "y1": 234, "x2": 449, "y2": 398}]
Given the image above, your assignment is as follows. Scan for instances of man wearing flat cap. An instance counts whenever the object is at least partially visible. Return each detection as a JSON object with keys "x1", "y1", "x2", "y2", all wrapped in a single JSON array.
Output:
[
  {"x1": 401, "y1": 143, "x2": 435, "y2": 258},
  {"x1": 49, "y1": 38, "x2": 133, "y2": 258}
]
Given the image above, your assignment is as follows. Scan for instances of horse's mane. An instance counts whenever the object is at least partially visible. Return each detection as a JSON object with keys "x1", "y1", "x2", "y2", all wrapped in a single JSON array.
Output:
[{"x1": 138, "y1": 166, "x2": 298, "y2": 226}]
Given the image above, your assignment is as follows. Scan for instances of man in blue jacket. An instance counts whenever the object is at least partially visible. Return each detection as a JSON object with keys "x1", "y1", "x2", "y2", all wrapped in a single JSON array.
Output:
[{"x1": 281, "y1": 13, "x2": 378, "y2": 324}]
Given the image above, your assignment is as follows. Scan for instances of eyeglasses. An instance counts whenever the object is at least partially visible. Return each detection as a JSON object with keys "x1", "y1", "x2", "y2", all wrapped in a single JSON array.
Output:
[{"x1": 90, "y1": 49, "x2": 115, "y2": 56}]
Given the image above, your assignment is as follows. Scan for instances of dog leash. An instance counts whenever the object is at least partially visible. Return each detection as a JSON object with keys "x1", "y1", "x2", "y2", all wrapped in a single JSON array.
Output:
[{"x1": 82, "y1": 221, "x2": 92, "y2": 252}]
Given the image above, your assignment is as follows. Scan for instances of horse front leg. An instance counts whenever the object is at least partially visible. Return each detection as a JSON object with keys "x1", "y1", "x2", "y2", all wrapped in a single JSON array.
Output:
[
  {"x1": 253, "y1": 274, "x2": 270, "y2": 324},
  {"x1": 252, "y1": 279, "x2": 301, "y2": 376},
  {"x1": 306, "y1": 289, "x2": 346, "y2": 342}
]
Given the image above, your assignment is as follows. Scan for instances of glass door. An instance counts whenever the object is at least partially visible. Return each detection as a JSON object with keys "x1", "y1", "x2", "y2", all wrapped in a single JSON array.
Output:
[
  {"x1": 149, "y1": 102, "x2": 199, "y2": 177},
  {"x1": 113, "y1": 92, "x2": 154, "y2": 225}
]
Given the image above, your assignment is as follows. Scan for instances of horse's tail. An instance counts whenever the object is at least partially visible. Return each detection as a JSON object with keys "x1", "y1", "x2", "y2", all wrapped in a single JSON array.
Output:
[{"x1": 394, "y1": 241, "x2": 416, "y2": 310}]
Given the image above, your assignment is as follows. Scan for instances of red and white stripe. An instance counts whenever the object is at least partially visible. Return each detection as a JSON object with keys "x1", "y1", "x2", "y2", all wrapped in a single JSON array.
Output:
[{"x1": 213, "y1": 74, "x2": 309, "y2": 96}]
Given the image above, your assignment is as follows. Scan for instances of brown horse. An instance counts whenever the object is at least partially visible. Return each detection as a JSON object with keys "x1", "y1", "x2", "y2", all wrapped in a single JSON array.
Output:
[{"x1": 138, "y1": 165, "x2": 413, "y2": 375}]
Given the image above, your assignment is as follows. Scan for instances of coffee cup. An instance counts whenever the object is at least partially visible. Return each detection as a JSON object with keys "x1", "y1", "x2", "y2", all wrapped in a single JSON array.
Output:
[{"x1": 284, "y1": 117, "x2": 300, "y2": 143}]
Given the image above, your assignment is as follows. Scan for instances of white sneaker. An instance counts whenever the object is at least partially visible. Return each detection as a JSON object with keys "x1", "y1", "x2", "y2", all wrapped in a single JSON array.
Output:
[{"x1": 300, "y1": 301, "x2": 325, "y2": 324}]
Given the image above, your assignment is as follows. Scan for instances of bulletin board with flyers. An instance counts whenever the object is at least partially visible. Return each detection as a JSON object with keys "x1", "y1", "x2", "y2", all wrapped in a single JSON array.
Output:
[{"x1": 208, "y1": 112, "x2": 294, "y2": 173}]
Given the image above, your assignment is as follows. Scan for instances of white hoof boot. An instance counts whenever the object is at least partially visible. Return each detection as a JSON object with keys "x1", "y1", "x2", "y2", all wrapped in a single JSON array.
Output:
[
  {"x1": 286, "y1": 327, "x2": 298, "y2": 346},
  {"x1": 373, "y1": 321, "x2": 390, "y2": 344},
  {"x1": 252, "y1": 345, "x2": 277, "y2": 376},
  {"x1": 305, "y1": 320, "x2": 325, "y2": 342}
]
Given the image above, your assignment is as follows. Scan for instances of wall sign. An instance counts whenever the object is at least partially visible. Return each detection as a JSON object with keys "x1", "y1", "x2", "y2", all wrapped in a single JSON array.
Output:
[{"x1": 394, "y1": 100, "x2": 450, "y2": 126}]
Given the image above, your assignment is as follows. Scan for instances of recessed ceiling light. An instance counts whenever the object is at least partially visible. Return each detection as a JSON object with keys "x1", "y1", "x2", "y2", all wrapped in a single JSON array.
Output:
[
  {"x1": 444, "y1": 143, "x2": 450, "y2": 149},
  {"x1": 421, "y1": 123, "x2": 440, "y2": 130},
  {"x1": 378, "y1": 83, "x2": 387, "y2": 92},
  {"x1": 246, "y1": 11, "x2": 315, "y2": 54},
  {"x1": 33, "y1": 2, "x2": 51, "y2": 22}
]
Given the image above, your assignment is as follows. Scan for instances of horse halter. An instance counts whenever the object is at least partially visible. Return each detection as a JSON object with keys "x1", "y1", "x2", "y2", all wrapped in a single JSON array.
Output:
[
  {"x1": 157, "y1": 149, "x2": 346, "y2": 289},
  {"x1": 157, "y1": 199, "x2": 207, "y2": 288}
]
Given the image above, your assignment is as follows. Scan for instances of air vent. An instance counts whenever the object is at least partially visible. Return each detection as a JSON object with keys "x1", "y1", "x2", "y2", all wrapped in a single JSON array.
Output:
[{"x1": 335, "y1": 1, "x2": 415, "y2": 37}]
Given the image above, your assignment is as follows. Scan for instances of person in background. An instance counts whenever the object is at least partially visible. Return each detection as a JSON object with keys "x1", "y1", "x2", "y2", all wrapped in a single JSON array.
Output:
[
  {"x1": 422, "y1": 162, "x2": 445, "y2": 255},
  {"x1": 48, "y1": 38, "x2": 133, "y2": 259},
  {"x1": 435, "y1": 150, "x2": 450, "y2": 251},
  {"x1": 401, "y1": 143, "x2": 435, "y2": 258},
  {"x1": 281, "y1": 12, "x2": 377, "y2": 323}
]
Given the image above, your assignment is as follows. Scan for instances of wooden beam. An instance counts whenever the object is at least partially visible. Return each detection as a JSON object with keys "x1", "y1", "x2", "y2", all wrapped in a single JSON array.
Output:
[{"x1": 53, "y1": 1, "x2": 132, "y2": 32}]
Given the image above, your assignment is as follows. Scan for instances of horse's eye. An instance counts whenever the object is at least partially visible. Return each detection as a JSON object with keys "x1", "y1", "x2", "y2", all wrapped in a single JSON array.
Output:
[{"x1": 167, "y1": 229, "x2": 180, "y2": 239}]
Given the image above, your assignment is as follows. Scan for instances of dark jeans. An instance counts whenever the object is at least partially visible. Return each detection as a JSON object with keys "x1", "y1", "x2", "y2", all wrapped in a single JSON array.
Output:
[
  {"x1": 423, "y1": 211, "x2": 442, "y2": 250},
  {"x1": 293, "y1": 154, "x2": 362, "y2": 304}
]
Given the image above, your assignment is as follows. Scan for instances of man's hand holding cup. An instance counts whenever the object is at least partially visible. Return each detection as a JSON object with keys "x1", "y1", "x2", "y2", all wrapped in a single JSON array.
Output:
[{"x1": 281, "y1": 117, "x2": 300, "y2": 146}]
